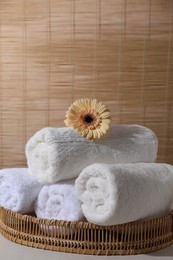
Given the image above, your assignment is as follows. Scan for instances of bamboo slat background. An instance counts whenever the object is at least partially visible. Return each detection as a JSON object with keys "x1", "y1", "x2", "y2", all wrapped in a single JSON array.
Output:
[{"x1": 0, "y1": 0, "x2": 172, "y2": 168}]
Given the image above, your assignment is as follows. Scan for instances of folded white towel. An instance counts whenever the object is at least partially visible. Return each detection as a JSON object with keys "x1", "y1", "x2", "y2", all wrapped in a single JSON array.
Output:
[
  {"x1": 26, "y1": 124, "x2": 158, "y2": 184},
  {"x1": 0, "y1": 168, "x2": 42, "y2": 213},
  {"x1": 35, "y1": 180, "x2": 84, "y2": 222},
  {"x1": 75, "y1": 163, "x2": 173, "y2": 226}
]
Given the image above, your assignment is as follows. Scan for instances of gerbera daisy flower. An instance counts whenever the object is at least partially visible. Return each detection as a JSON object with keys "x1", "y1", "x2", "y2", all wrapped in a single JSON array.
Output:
[{"x1": 64, "y1": 98, "x2": 111, "y2": 141}]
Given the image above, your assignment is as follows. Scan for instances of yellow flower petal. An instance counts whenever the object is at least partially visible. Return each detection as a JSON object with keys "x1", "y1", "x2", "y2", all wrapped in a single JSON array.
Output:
[
  {"x1": 101, "y1": 123, "x2": 110, "y2": 130},
  {"x1": 86, "y1": 130, "x2": 93, "y2": 140},
  {"x1": 100, "y1": 111, "x2": 111, "y2": 118},
  {"x1": 93, "y1": 130, "x2": 98, "y2": 139},
  {"x1": 97, "y1": 105, "x2": 107, "y2": 114}
]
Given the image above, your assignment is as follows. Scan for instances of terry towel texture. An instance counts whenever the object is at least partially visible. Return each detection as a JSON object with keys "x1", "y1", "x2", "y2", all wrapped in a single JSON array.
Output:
[
  {"x1": 35, "y1": 180, "x2": 84, "y2": 221},
  {"x1": 26, "y1": 124, "x2": 158, "y2": 184},
  {"x1": 75, "y1": 163, "x2": 173, "y2": 226},
  {"x1": 0, "y1": 168, "x2": 42, "y2": 213}
]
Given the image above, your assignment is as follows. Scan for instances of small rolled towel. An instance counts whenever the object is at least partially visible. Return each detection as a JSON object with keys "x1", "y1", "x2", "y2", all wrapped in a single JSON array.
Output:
[
  {"x1": 26, "y1": 124, "x2": 158, "y2": 184},
  {"x1": 75, "y1": 163, "x2": 173, "y2": 226},
  {"x1": 35, "y1": 180, "x2": 84, "y2": 222},
  {"x1": 0, "y1": 168, "x2": 42, "y2": 213}
]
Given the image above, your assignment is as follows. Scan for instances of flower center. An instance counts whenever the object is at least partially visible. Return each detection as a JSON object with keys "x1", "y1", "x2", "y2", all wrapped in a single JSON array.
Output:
[{"x1": 83, "y1": 115, "x2": 94, "y2": 124}]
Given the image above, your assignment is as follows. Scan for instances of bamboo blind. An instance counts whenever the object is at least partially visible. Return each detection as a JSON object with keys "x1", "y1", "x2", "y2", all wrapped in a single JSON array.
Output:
[{"x1": 0, "y1": 0, "x2": 172, "y2": 168}]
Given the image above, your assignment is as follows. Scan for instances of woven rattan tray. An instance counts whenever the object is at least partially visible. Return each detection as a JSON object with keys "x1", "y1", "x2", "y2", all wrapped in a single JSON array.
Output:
[{"x1": 0, "y1": 207, "x2": 172, "y2": 255}]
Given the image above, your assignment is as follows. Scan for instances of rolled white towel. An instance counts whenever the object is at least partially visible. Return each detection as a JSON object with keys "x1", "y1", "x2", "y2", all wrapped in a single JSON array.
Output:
[
  {"x1": 0, "y1": 168, "x2": 42, "y2": 213},
  {"x1": 75, "y1": 163, "x2": 173, "y2": 226},
  {"x1": 26, "y1": 124, "x2": 158, "y2": 184},
  {"x1": 35, "y1": 180, "x2": 84, "y2": 222}
]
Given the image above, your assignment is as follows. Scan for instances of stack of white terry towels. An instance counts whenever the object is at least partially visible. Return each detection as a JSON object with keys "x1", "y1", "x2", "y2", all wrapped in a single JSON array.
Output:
[{"x1": 1, "y1": 124, "x2": 173, "y2": 226}]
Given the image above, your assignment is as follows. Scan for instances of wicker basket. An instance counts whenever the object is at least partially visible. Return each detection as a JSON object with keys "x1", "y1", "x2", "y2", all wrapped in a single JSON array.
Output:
[{"x1": 0, "y1": 207, "x2": 172, "y2": 255}]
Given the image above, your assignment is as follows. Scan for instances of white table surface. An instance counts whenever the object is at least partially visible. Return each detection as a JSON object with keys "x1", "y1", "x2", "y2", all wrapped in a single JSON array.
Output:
[{"x1": 0, "y1": 234, "x2": 173, "y2": 260}]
